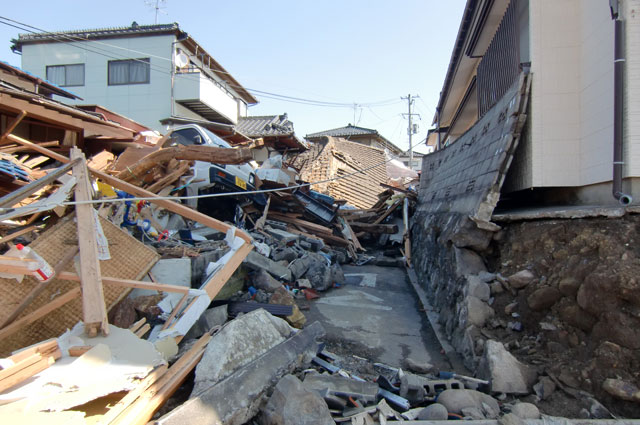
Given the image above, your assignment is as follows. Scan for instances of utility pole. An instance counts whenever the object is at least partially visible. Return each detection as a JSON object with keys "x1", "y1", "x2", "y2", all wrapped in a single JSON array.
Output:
[{"x1": 401, "y1": 94, "x2": 420, "y2": 168}]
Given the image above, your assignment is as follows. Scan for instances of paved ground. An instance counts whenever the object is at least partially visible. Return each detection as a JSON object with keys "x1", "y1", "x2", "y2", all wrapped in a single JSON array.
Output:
[{"x1": 304, "y1": 263, "x2": 452, "y2": 371}]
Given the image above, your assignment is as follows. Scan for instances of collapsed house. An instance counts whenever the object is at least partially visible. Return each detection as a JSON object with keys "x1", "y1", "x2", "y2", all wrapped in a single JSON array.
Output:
[{"x1": 0, "y1": 61, "x2": 426, "y2": 424}]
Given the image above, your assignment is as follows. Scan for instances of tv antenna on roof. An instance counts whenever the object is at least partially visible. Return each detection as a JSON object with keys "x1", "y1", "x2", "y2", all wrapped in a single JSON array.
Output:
[{"x1": 145, "y1": 0, "x2": 167, "y2": 24}]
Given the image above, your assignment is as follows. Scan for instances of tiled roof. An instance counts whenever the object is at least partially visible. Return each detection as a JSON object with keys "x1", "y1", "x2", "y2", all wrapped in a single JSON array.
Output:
[
  {"x1": 236, "y1": 114, "x2": 294, "y2": 137},
  {"x1": 306, "y1": 124, "x2": 378, "y2": 138},
  {"x1": 292, "y1": 136, "x2": 389, "y2": 209},
  {"x1": 306, "y1": 124, "x2": 403, "y2": 154},
  {"x1": 12, "y1": 23, "x2": 180, "y2": 47}
]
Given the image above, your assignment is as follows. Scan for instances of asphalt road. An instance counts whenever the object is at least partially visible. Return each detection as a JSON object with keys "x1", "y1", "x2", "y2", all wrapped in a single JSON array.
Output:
[{"x1": 305, "y1": 263, "x2": 452, "y2": 372}]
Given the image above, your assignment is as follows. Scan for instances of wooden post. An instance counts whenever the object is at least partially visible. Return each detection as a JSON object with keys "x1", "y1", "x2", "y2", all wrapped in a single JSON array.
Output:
[{"x1": 71, "y1": 147, "x2": 109, "y2": 337}]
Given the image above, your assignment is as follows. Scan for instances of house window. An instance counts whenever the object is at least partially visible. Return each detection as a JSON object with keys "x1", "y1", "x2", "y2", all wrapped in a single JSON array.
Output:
[
  {"x1": 108, "y1": 58, "x2": 150, "y2": 85},
  {"x1": 46, "y1": 64, "x2": 84, "y2": 87}
]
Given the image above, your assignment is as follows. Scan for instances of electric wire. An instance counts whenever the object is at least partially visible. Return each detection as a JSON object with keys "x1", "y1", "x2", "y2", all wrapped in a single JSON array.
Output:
[{"x1": 0, "y1": 16, "x2": 404, "y2": 109}]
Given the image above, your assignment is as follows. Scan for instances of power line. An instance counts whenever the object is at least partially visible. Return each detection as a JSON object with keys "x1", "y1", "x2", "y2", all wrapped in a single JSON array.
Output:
[{"x1": 0, "y1": 16, "x2": 404, "y2": 110}]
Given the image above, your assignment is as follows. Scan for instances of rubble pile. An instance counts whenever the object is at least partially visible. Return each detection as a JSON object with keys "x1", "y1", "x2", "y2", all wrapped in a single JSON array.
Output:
[{"x1": 0, "y1": 94, "x2": 419, "y2": 423}]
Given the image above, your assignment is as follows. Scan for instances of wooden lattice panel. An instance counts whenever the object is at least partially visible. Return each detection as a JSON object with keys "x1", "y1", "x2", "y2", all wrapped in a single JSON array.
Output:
[{"x1": 0, "y1": 213, "x2": 159, "y2": 356}]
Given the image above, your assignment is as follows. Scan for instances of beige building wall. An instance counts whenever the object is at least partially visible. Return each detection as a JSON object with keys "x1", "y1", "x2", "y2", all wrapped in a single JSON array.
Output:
[
  {"x1": 529, "y1": 0, "x2": 638, "y2": 189},
  {"x1": 529, "y1": 0, "x2": 582, "y2": 187}
]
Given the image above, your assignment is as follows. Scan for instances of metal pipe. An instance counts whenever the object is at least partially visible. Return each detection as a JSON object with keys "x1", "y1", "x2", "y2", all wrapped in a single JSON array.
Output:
[{"x1": 612, "y1": 11, "x2": 633, "y2": 205}]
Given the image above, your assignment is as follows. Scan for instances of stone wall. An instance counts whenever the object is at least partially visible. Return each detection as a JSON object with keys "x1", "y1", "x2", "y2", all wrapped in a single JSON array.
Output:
[{"x1": 411, "y1": 74, "x2": 530, "y2": 370}]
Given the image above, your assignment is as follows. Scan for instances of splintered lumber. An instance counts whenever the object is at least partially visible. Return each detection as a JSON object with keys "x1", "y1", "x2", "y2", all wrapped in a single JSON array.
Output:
[
  {"x1": 71, "y1": 147, "x2": 108, "y2": 338},
  {"x1": 145, "y1": 160, "x2": 190, "y2": 193},
  {"x1": 109, "y1": 332, "x2": 212, "y2": 425},
  {"x1": 115, "y1": 145, "x2": 254, "y2": 183},
  {"x1": 0, "y1": 355, "x2": 55, "y2": 392},
  {"x1": 0, "y1": 225, "x2": 37, "y2": 245},
  {"x1": 5, "y1": 135, "x2": 254, "y2": 303},
  {"x1": 0, "y1": 159, "x2": 79, "y2": 208},
  {"x1": 349, "y1": 222, "x2": 399, "y2": 234},
  {"x1": 373, "y1": 200, "x2": 402, "y2": 225},
  {"x1": 87, "y1": 150, "x2": 115, "y2": 172}
]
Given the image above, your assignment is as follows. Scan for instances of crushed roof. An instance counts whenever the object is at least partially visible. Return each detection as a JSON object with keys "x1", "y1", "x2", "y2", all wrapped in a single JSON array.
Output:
[
  {"x1": 306, "y1": 124, "x2": 403, "y2": 154},
  {"x1": 292, "y1": 136, "x2": 389, "y2": 209},
  {"x1": 236, "y1": 114, "x2": 294, "y2": 137}
]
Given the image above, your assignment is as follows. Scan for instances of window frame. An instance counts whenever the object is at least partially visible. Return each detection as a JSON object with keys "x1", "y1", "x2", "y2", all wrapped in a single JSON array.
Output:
[
  {"x1": 45, "y1": 63, "x2": 85, "y2": 87},
  {"x1": 107, "y1": 58, "x2": 151, "y2": 86}
]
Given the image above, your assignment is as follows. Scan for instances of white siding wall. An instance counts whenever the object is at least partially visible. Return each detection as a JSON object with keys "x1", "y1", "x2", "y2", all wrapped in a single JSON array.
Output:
[
  {"x1": 529, "y1": 0, "x2": 582, "y2": 187},
  {"x1": 21, "y1": 35, "x2": 174, "y2": 131},
  {"x1": 579, "y1": 0, "x2": 615, "y2": 185},
  {"x1": 529, "y1": 0, "x2": 639, "y2": 187}
]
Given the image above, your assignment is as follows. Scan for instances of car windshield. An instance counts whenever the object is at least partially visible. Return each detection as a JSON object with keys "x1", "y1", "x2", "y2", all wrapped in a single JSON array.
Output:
[{"x1": 202, "y1": 127, "x2": 231, "y2": 148}]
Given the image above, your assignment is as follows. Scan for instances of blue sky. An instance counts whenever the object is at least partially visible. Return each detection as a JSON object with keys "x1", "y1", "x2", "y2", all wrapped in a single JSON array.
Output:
[{"x1": 0, "y1": 0, "x2": 465, "y2": 153}]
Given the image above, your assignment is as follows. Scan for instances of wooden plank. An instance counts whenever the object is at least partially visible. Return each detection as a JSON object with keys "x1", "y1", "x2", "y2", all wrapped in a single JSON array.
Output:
[
  {"x1": 0, "y1": 287, "x2": 81, "y2": 341},
  {"x1": 349, "y1": 222, "x2": 399, "y2": 234},
  {"x1": 71, "y1": 147, "x2": 108, "y2": 338},
  {"x1": 110, "y1": 333, "x2": 212, "y2": 425},
  {"x1": 57, "y1": 271, "x2": 191, "y2": 294},
  {"x1": 128, "y1": 318, "x2": 146, "y2": 334},
  {"x1": 373, "y1": 200, "x2": 401, "y2": 225},
  {"x1": 160, "y1": 293, "x2": 189, "y2": 331},
  {"x1": 0, "y1": 110, "x2": 26, "y2": 144},
  {"x1": 68, "y1": 346, "x2": 93, "y2": 357},
  {"x1": 134, "y1": 323, "x2": 150, "y2": 338},
  {"x1": 98, "y1": 364, "x2": 168, "y2": 425},
  {"x1": 0, "y1": 226, "x2": 37, "y2": 246},
  {"x1": 0, "y1": 355, "x2": 55, "y2": 392},
  {"x1": 0, "y1": 140, "x2": 59, "y2": 154},
  {"x1": 342, "y1": 220, "x2": 363, "y2": 251},
  {"x1": 145, "y1": 160, "x2": 190, "y2": 193},
  {"x1": 7, "y1": 339, "x2": 59, "y2": 364},
  {"x1": 285, "y1": 226, "x2": 349, "y2": 247},
  {"x1": 0, "y1": 159, "x2": 78, "y2": 208}
]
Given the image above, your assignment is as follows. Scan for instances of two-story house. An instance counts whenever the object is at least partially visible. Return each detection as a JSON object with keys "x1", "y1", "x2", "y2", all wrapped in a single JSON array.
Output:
[
  {"x1": 430, "y1": 0, "x2": 639, "y2": 206},
  {"x1": 11, "y1": 22, "x2": 258, "y2": 133}
]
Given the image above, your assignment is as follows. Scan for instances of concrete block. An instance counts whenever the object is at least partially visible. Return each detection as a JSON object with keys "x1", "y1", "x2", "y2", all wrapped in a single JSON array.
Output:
[
  {"x1": 191, "y1": 309, "x2": 294, "y2": 396},
  {"x1": 157, "y1": 322, "x2": 325, "y2": 425},
  {"x1": 303, "y1": 373, "x2": 379, "y2": 403},
  {"x1": 244, "y1": 251, "x2": 292, "y2": 281}
]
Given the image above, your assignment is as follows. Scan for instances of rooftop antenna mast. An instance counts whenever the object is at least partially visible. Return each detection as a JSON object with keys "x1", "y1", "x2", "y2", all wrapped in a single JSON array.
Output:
[{"x1": 145, "y1": 0, "x2": 167, "y2": 24}]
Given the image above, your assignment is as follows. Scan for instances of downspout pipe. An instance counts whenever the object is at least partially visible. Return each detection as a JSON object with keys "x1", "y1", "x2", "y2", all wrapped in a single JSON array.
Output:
[{"x1": 611, "y1": 3, "x2": 633, "y2": 205}]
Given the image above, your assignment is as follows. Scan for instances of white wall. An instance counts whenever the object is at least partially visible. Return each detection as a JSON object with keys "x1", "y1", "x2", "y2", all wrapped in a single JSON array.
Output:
[
  {"x1": 21, "y1": 35, "x2": 174, "y2": 131},
  {"x1": 529, "y1": 0, "x2": 638, "y2": 188},
  {"x1": 529, "y1": 0, "x2": 582, "y2": 187}
]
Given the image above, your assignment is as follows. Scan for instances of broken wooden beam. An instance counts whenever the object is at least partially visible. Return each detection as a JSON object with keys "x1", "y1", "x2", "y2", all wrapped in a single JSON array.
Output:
[
  {"x1": 71, "y1": 147, "x2": 108, "y2": 338},
  {"x1": 349, "y1": 222, "x2": 399, "y2": 234},
  {"x1": 115, "y1": 144, "x2": 254, "y2": 183},
  {"x1": 0, "y1": 111, "x2": 26, "y2": 144}
]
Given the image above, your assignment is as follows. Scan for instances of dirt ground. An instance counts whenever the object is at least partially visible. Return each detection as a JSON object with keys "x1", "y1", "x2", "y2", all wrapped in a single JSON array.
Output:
[{"x1": 486, "y1": 214, "x2": 640, "y2": 418}]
